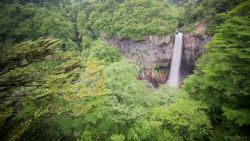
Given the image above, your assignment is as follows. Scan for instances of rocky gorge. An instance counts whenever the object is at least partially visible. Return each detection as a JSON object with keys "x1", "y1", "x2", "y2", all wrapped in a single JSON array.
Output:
[{"x1": 104, "y1": 23, "x2": 211, "y2": 87}]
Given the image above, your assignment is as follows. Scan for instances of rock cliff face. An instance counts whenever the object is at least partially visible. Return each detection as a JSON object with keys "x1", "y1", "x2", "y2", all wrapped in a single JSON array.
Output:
[
  {"x1": 181, "y1": 23, "x2": 211, "y2": 83},
  {"x1": 105, "y1": 35, "x2": 174, "y2": 87},
  {"x1": 105, "y1": 22, "x2": 211, "y2": 87}
]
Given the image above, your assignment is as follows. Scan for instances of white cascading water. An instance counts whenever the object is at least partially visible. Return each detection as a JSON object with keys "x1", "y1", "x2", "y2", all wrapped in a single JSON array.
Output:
[{"x1": 168, "y1": 31, "x2": 183, "y2": 86}]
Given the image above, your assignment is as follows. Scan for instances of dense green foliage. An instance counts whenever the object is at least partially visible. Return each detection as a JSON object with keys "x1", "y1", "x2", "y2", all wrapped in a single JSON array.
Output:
[
  {"x1": 0, "y1": 0, "x2": 249, "y2": 141},
  {"x1": 88, "y1": 0, "x2": 183, "y2": 40},
  {"x1": 184, "y1": 0, "x2": 250, "y2": 139},
  {"x1": 181, "y1": 0, "x2": 246, "y2": 34},
  {"x1": 88, "y1": 40, "x2": 121, "y2": 65},
  {"x1": 0, "y1": 37, "x2": 211, "y2": 140},
  {"x1": 0, "y1": 2, "x2": 76, "y2": 47}
]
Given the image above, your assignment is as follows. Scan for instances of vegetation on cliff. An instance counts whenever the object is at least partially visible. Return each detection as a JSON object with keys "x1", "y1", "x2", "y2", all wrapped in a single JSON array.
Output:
[
  {"x1": 184, "y1": 1, "x2": 250, "y2": 139},
  {"x1": 0, "y1": 0, "x2": 249, "y2": 140},
  {"x1": 88, "y1": 0, "x2": 183, "y2": 40}
]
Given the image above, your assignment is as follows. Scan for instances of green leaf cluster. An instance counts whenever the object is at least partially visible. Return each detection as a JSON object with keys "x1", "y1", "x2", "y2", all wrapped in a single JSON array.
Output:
[
  {"x1": 88, "y1": 0, "x2": 182, "y2": 40},
  {"x1": 184, "y1": 0, "x2": 250, "y2": 138}
]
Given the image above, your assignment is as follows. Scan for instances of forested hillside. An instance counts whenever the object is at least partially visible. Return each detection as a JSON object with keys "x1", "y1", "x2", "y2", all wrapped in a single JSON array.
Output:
[{"x1": 0, "y1": 0, "x2": 249, "y2": 141}]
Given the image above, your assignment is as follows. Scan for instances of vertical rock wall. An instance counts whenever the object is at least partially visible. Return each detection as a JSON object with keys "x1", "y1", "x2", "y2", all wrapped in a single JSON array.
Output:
[
  {"x1": 181, "y1": 23, "x2": 211, "y2": 83},
  {"x1": 105, "y1": 35, "x2": 174, "y2": 87},
  {"x1": 105, "y1": 22, "x2": 211, "y2": 87}
]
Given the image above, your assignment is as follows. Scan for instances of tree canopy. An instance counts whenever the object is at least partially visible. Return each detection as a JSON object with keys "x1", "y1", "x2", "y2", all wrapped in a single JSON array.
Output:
[
  {"x1": 184, "y1": 0, "x2": 250, "y2": 139},
  {"x1": 88, "y1": 0, "x2": 183, "y2": 40},
  {"x1": 0, "y1": 0, "x2": 249, "y2": 141}
]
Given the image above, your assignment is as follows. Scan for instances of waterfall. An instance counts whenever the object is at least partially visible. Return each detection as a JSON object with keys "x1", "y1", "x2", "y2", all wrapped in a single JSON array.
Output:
[{"x1": 168, "y1": 32, "x2": 183, "y2": 86}]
